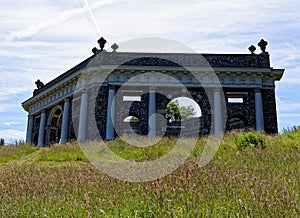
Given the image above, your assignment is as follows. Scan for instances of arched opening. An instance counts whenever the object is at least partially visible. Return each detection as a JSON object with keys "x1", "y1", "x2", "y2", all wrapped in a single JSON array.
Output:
[
  {"x1": 122, "y1": 114, "x2": 142, "y2": 135},
  {"x1": 227, "y1": 115, "x2": 248, "y2": 131},
  {"x1": 69, "y1": 121, "x2": 77, "y2": 141},
  {"x1": 165, "y1": 97, "x2": 202, "y2": 137},
  {"x1": 33, "y1": 133, "x2": 38, "y2": 146},
  {"x1": 123, "y1": 116, "x2": 141, "y2": 123},
  {"x1": 47, "y1": 106, "x2": 62, "y2": 144},
  {"x1": 166, "y1": 97, "x2": 202, "y2": 122}
]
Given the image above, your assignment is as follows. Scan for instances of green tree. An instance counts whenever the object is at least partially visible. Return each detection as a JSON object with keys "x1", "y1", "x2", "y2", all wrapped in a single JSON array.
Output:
[
  {"x1": 0, "y1": 138, "x2": 4, "y2": 146},
  {"x1": 130, "y1": 116, "x2": 140, "y2": 123},
  {"x1": 166, "y1": 100, "x2": 196, "y2": 122}
]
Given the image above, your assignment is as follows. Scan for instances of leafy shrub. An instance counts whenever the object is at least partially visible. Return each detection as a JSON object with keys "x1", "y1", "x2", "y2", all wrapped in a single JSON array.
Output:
[
  {"x1": 0, "y1": 138, "x2": 4, "y2": 146},
  {"x1": 236, "y1": 132, "x2": 266, "y2": 150}
]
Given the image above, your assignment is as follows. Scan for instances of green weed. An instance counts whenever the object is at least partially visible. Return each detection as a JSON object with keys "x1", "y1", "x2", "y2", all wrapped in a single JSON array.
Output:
[{"x1": 236, "y1": 132, "x2": 266, "y2": 150}]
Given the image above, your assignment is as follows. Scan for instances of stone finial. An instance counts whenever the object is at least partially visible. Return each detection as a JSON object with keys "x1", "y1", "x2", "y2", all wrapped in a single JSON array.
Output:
[
  {"x1": 258, "y1": 39, "x2": 268, "y2": 53},
  {"x1": 35, "y1": 79, "x2": 44, "y2": 89},
  {"x1": 92, "y1": 47, "x2": 98, "y2": 54},
  {"x1": 248, "y1": 45, "x2": 256, "y2": 54},
  {"x1": 111, "y1": 43, "x2": 119, "y2": 52},
  {"x1": 97, "y1": 37, "x2": 107, "y2": 51},
  {"x1": 92, "y1": 37, "x2": 107, "y2": 54}
]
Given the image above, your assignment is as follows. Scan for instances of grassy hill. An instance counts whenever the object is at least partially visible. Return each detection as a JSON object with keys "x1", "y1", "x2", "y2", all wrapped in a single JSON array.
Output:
[{"x1": 0, "y1": 130, "x2": 299, "y2": 217}]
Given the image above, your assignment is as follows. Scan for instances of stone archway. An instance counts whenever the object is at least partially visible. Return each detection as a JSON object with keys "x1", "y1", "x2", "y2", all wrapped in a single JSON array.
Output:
[
  {"x1": 164, "y1": 96, "x2": 203, "y2": 137},
  {"x1": 47, "y1": 106, "x2": 62, "y2": 144},
  {"x1": 122, "y1": 114, "x2": 142, "y2": 136},
  {"x1": 227, "y1": 114, "x2": 248, "y2": 131}
]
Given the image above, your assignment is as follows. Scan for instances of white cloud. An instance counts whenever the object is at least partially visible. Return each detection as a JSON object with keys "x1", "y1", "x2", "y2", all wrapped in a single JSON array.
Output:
[
  {"x1": 0, "y1": 129, "x2": 25, "y2": 142},
  {"x1": 276, "y1": 65, "x2": 300, "y2": 86},
  {"x1": 0, "y1": 106, "x2": 6, "y2": 113},
  {"x1": 1, "y1": 0, "x2": 118, "y2": 43},
  {"x1": 0, "y1": 72, "x2": 35, "y2": 102},
  {"x1": 89, "y1": 0, "x2": 300, "y2": 37},
  {"x1": 276, "y1": 99, "x2": 300, "y2": 130},
  {"x1": 279, "y1": 79, "x2": 300, "y2": 85},
  {"x1": 277, "y1": 102, "x2": 300, "y2": 113},
  {"x1": 0, "y1": 104, "x2": 20, "y2": 113},
  {"x1": 279, "y1": 114, "x2": 300, "y2": 118},
  {"x1": 4, "y1": 121, "x2": 20, "y2": 127},
  {"x1": 271, "y1": 44, "x2": 300, "y2": 68}
]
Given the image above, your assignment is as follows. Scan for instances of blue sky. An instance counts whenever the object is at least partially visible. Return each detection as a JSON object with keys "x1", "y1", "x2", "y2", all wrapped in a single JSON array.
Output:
[{"x1": 0, "y1": 0, "x2": 299, "y2": 142}]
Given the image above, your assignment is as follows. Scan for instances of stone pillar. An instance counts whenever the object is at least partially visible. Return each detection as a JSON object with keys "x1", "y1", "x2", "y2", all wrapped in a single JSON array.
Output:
[
  {"x1": 26, "y1": 115, "x2": 34, "y2": 144},
  {"x1": 106, "y1": 86, "x2": 115, "y2": 140},
  {"x1": 255, "y1": 89, "x2": 264, "y2": 131},
  {"x1": 214, "y1": 89, "x2": 222, "y2": 135},
  {"x1": 148, "y1": 89, "x2": 156, "y2": 138},
  {"x1": 60, "y1": 98, "x2": 70, "y2": 144},
  {"x1": 37, "y1": 111, "x2": 46, "y2": 146},
  {"x1": 78, "y1": 90, "x2": 88, "y2": 142}
]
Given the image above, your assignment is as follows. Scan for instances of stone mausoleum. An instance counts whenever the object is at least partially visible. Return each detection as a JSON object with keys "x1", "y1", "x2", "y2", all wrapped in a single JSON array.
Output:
[{"x1": 22, "y1": 38, "x2": 284, "y2": 146}]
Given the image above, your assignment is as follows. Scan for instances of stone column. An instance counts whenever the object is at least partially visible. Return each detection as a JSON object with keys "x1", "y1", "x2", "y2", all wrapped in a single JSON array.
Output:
[
  {"x1": 148, "y1": 89, "x2": 156, "y2": 138},
  {"x1": 214, "y1": 88, "x2": 222, "y2": 135},
  {"x1": 37, "y1": 111, "x2": 46, "y2": 146},
  {"x1": 78, "y1": 90, "x2": 88, "y2": 142},
  {"x1": 26, "y1": 115, "x2": 34, "y2": 144},
  {"x1": 106, "y1": 86, "x2": 115, "y2": 140},
  {"x1": 255, "y1": 89, "x2": 264, "y2": 131},
  {"x1": 60, "y1": 98, "x2": 70, "y2": 144}
]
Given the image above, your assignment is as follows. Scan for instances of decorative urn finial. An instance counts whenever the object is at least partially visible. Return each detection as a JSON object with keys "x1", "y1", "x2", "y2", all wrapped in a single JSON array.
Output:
[
  {"x1": 92, "y1": 47, "x2": 98, "y2": 54},
  {"x1": 111, "y1": 43, "x2": 119, "y2": 52},
  {"x1": 97, "y1": 37, "x2": 107, "y2": 51},
  {"x1": 258, "y1": 39, "x2": 268, "y2": 53},
  {"x1": 248, "y1": 45, "x2": 256, "y2": 54}
]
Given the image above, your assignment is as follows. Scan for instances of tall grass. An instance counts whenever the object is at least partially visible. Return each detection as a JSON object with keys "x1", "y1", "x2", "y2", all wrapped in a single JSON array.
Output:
[
  {"x1": 36, "y1": 142, "x2": 87, "y2": 162},
  {"x1": 0, "y1": 144, "x2": 38, "y2": 164},
  {"x1": 0, "y1": 131, "x2": 299, "y2": 217}
]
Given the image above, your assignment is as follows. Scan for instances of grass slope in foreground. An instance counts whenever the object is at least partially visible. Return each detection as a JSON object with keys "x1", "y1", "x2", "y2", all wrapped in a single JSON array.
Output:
[{"x1": 0, "y1": 130, "x2": 299, "y2": 217}]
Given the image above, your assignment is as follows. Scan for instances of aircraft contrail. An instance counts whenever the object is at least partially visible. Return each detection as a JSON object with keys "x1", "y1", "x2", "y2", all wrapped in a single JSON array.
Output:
[
  {"x1": 82, "y1": 0, "x2": 102, "y2": 36},
  {"x1": 4, "y1": 0, "x2": 110, "y2": 43}
]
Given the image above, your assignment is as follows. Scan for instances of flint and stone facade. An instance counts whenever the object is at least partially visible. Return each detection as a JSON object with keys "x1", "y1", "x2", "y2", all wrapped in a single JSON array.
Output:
[{"x1": 22, "y1": 48, "x2": 284, "y2": 146}]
